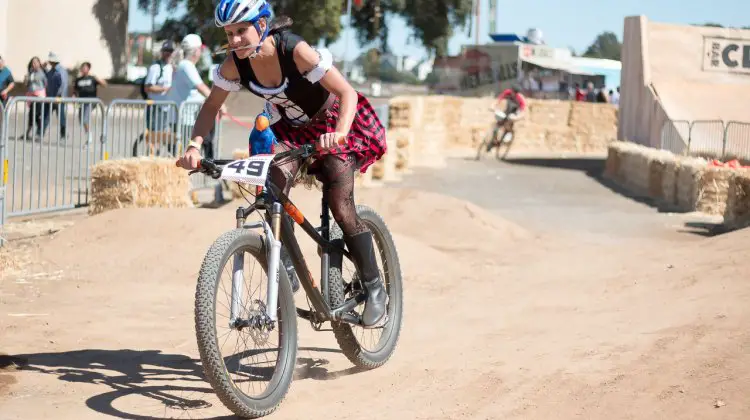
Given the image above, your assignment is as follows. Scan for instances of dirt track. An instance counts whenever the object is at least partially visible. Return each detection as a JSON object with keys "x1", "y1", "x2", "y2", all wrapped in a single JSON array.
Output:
[{"x1": 1, "y1": 156, "x2": 750, "y2": 419}]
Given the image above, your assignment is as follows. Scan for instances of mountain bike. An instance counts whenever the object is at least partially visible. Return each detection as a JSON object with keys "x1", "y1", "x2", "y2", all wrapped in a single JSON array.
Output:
[
  {"x1": 188, "y1": 143, "x2": 404, "y2": 418},
  {"x1": 475, "y1": 109, "x2": 515, "y2": 161}
]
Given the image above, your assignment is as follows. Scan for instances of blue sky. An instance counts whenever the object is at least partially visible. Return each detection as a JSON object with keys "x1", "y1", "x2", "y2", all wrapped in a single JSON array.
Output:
[{"x1": 129, "y1": 0, "x2": 750, "y2": 61}]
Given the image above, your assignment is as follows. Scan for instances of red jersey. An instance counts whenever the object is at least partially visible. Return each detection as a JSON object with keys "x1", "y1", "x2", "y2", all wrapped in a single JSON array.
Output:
[{"x1": 499, "y1": 89, "x2": 527, "y2": 112}]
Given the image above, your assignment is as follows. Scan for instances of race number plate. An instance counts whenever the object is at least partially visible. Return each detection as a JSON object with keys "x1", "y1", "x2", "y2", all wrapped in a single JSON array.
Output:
[{"x1": 219, "y1": 154, "x2": 275, "y2": 186}]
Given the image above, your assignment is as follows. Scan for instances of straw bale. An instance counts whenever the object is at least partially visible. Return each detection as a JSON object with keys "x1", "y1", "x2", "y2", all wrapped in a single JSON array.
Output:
[
  {"x1": 660, "y1": 157, "x2": 681, "y2": 206},
  {"x1": 544, "y1": 127, "x2": 576, "y2": 151},
  {"x1": 569, "y1": 102, "x2": 618, "y2": 127},
  {"x1": 605, "y1": 140, "x2": 643, "y2": 181},
  {"x1": 647, "y1": 149, "x2": 678, "y2": 199},
  {"x1": 388, "y1": 97, "x2": 414, "y2": 129},
  {"x1": 604, "y1": 142, "x2": 624, "y2": 180},
  {"x1": 232, "y1": 148, "x2": 250, "y2": 160},
  {"x1": 619, "y1": 145, "x2": 652, "y2": 195},
  {"x1": 460, "y1": 98, "x2": 495, "y2": 127},
  {"x1": 724, "y1": 170, "x2": 750, "y2": 229},
  {"x1": 528, "y1": 100, "x2": 571, "y2": 127},
  {"x1": 409, "y1": 128, "x2": 447, "y2": 168},
  {"x1": 421, "y1": 97, "x2": 446, "y2": 128},
  {"x1": 675, "y1": 157, "x2": 708, "y2": 211},
  {"x1": 89, "y1": 157, "x2": 193, "y2": 215},
  {"x1": 694, "y1": 166, "x2": 734, "y2": 215}
]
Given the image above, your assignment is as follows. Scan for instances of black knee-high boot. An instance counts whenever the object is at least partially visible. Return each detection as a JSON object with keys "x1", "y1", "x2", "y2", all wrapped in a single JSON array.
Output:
[{"x1": 344, "y1": 231, "x2": 388, "y2": 328}]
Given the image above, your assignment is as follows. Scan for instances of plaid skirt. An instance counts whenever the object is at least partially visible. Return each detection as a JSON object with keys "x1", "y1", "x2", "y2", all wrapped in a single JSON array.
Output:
[{"x1": 270, "y1": 92, "x2": 387, "y2": 173}]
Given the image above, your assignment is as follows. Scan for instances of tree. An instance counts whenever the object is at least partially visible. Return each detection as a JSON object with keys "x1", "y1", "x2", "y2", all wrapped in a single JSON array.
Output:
[
  {"x1": 583, "y1": 31, "x2": 621, "y2": 61},
  {"x1": 396, "y1": 0, "x2": 472, "y2": 57}
]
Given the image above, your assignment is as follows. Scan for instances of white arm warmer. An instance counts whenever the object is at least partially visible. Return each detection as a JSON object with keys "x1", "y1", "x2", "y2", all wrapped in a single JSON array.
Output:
[
  {"x1": 212, "y1": 65, "x2": 241, "y2": 92},
  {"x1": 303, "y1": 48, "x2": 333, "y2": 84}
]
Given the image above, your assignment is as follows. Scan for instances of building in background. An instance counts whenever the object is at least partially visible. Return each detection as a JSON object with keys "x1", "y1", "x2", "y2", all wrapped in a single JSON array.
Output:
[
  {"x1": 431, "y1": 28, "x2": 622, "y2": 98},
  {"x1": 0, "y1": 0, "x2": 128, "y2": 81}
]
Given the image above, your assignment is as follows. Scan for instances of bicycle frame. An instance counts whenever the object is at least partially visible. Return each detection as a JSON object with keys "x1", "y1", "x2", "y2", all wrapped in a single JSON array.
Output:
[{"x1": 227, "y1": 171, "x2": 366, "y2": 328}]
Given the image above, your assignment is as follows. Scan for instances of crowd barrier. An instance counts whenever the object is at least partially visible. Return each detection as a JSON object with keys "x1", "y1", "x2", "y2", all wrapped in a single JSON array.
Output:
[
  {"x1": 660, "y1": 119, "x2": 750, "y2": 161},
  {"x1": 0, "y1": 97, "x2": 226, "y2": 244}
]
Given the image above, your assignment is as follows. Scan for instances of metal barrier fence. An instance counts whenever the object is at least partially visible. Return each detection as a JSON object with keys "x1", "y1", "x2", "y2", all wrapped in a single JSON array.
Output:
[
  {"x1": 723, "y1": 121, "x2": 750, "y2": 160},
  {"x1": 660, "y1": 119, "x2": 690, "y2": 155},
  {"x1": 659, "y1": 119, "x2": 750, "y2": 161},
  {"x1": 688, "y1": 120, "x2": 725, "y2": 157},
  {"x1": 1, "y1": 97, "x2": 107, "y2": 229},
  {"x1": 105, "y1": 99, "x2": 180, "y2": 160},
  {"x1": 1, "y1": 97, "x2": 231, "y2": 244}
]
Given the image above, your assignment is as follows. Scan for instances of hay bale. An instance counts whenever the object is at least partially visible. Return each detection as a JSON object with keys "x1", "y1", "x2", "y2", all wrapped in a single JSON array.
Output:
[
  {"x1": 544, "y1": 127, "x2": 575, "y2": 152},
  {"x1": 528, "y1": 100, "x2": 571, "y2": 127},
  {"x1": 604, "y1": 141, "x2": 632, "y2": 180},
  {"x1": 619, "y1": 144, "x2": 651, "y2": 195},
  {"x1": 410, "y1": 128, "x2": 447, "y2": 168},
  {"x1": 661, "y1": 158, "x2": 681, "y2": 207},
  {"x1": 89, "y1": 157, "x2": 193, "y2": 215},
  {"x1": 724, "y1": 170, "x2": 750, "y2": 229},
  {"x1": 676, "y1": 157, "x2": 708, "y2": 211},
  {"x1": 647, "y1": 150, "x2": 677, "y2": 199},
  {"x1": 694, "y1": 166, "x2": 734, "y2": 215},
  {"x1": 232, "y1": 148, "x2": 249, "y2": 160}
]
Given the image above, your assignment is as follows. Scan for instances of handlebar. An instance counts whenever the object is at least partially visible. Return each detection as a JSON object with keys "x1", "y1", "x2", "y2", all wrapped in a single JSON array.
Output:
[{"x1": 187, "y1": 143, "x2": 319, "y2": 179}]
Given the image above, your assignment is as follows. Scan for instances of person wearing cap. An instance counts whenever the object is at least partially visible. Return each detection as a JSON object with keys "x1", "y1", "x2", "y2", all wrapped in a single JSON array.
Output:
[
  {"x1": 135, "y1": 40, "x2": 176, "y2": 155},
  {"x1": 167, "y1": 34, "x2": 226, "y2": 159},
  {"x1": 41, "y1": 52, "x2": 69, "y2": 140}
]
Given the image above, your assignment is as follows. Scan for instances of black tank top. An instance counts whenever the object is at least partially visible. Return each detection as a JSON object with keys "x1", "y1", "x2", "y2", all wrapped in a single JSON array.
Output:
[
  {"x1": 75, "y1": 75, "x2": 98, "y2": 98},
  {"x1": 232, "y1": 30, "x2": 331, "y2": 126}
]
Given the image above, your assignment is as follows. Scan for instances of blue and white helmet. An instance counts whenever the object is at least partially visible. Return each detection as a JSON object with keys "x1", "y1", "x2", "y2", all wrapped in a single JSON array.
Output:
[
  {"x1": 215, "y1": 0, "x2": 273, "y2": 57},
  {"x1": 214, "y1": 0, "x2": 272, "y2": 28}
]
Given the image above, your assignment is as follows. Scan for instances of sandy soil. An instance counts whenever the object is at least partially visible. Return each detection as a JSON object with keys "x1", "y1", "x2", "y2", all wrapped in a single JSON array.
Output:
[{"x1": 1, "y1": 169, "x2": 749, "y2": 419}]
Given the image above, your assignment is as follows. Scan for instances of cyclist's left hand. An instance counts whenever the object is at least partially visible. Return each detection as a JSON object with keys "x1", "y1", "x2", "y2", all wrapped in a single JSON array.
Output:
[{"x1": 317, "y1": 132, "x2": 347, "y2": 150}]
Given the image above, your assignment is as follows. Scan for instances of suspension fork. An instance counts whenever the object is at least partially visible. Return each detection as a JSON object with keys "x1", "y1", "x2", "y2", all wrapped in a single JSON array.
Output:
[{"x1": 229, "y1": 202, "x2": 283, "y2": 325}]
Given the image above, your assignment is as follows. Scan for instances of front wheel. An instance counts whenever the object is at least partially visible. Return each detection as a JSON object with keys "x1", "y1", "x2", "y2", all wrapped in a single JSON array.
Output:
[
  {"x1": 324, "y1": 205, "x2": 404, "y2": 369},
  {"x1": 195, "y1": 228, "x2": 298, "y2": 418}
]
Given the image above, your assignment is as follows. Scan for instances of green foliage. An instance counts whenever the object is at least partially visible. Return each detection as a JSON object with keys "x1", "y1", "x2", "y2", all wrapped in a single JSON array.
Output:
[
  {"x1": 582, "y1": 31, "x2": 621, "y2": 61},
  {"x1": 156, "y1": 0, "x2": 472, "y2": 59}
]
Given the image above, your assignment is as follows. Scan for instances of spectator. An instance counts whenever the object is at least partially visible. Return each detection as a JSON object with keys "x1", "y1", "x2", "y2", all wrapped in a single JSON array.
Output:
[
  {"x1": 41, "y1": 52, "x2": 69, "y2": 140},
  {"x1": 0, "y1": 55, "x2": 15, "y2": 107},
  {"x1": 574, "y1": 83, "x2": 585, "y2": 101},
  {"x1": 611, "y1": 86, "x2": 620, "y2": 107},
  {"x1": 596, "y1": 84, "x2": 609, "y2": 103},
  {"x1": 134, "y1": 40, "x2": 175, "y2": 155},
  {"x1": 24, "y1": 56, "x2": 47, "y2": 139},
  {"x1": 585, "y1": 81, "x2": 597, "y2": 102},
  {"x1": 73, "y1": 61, "x2": 107, "y2": 144},
  {"x1": 167, "y1": 34, "x2": 225, "y2": 159}
]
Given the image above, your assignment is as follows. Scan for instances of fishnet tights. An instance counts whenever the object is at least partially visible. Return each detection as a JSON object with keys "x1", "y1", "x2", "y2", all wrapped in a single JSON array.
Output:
[{"x1": 269, "y1": 143, "x2": 368, "y2": 236}]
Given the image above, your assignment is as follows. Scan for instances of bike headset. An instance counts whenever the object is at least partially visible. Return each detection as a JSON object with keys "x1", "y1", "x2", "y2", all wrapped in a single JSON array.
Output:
[{"x1": 214, "y1": 0, "x2": 273, "y2": 59}]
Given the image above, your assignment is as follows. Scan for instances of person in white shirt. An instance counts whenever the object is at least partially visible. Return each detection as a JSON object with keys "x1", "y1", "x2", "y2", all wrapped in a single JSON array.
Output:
[
  {"x1": 144, "y1": 40, "x2": 175, "y2": 131},
  {"x1": 133, "y1": 40, "x2": 176, "y2": 156},
  {"x1": 168, "y1": 34, "x2": 226, "y2": 159}
]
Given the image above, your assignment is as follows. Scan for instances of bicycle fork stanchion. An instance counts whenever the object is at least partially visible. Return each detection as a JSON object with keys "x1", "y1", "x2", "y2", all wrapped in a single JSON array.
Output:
[
  {"x1": 230, "y1": 251, "x2": 245, "y2": 327},
  {"x1": 229, "y1": 202, "x2": 283, "y2": 327},
  {"x1": 265, "y1": 202, "x2": 283, "y2": 322}
]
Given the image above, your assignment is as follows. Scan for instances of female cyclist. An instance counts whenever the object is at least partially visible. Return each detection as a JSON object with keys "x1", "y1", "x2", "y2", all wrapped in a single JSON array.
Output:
[{"x1": 176, "y1": 0, "x2": 389, "y2": 328}]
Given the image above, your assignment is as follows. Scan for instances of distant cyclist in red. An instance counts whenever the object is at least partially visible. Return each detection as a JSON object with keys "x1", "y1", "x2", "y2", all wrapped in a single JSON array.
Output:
[{"x1": 488, "y1": 83, "x2": 526, "y2": 149}]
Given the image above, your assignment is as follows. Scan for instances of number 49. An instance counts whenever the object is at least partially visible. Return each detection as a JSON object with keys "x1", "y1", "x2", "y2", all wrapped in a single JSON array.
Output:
[{"x1": 228, "y1": 159, "x2": 266, "y2": 177}]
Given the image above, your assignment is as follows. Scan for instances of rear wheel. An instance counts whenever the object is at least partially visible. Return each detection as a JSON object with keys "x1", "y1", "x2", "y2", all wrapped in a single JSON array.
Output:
[{"x1": 324, "y1": 205, "x2": 403, "y2": 369}]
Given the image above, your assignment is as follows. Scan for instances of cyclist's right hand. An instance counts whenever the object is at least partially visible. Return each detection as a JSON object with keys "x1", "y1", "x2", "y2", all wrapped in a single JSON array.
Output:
[{"x1": 176, "y1": 145, "x2": 202, "y2": 170}]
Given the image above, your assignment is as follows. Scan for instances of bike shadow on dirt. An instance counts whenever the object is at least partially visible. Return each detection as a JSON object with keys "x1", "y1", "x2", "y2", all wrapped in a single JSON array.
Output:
[
  {"x1": 0, "y1": 347, "x2": 363, "y2": 419},
  {"x1": 500, "y1": 156, "x2": 683, "y2": 213}
]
